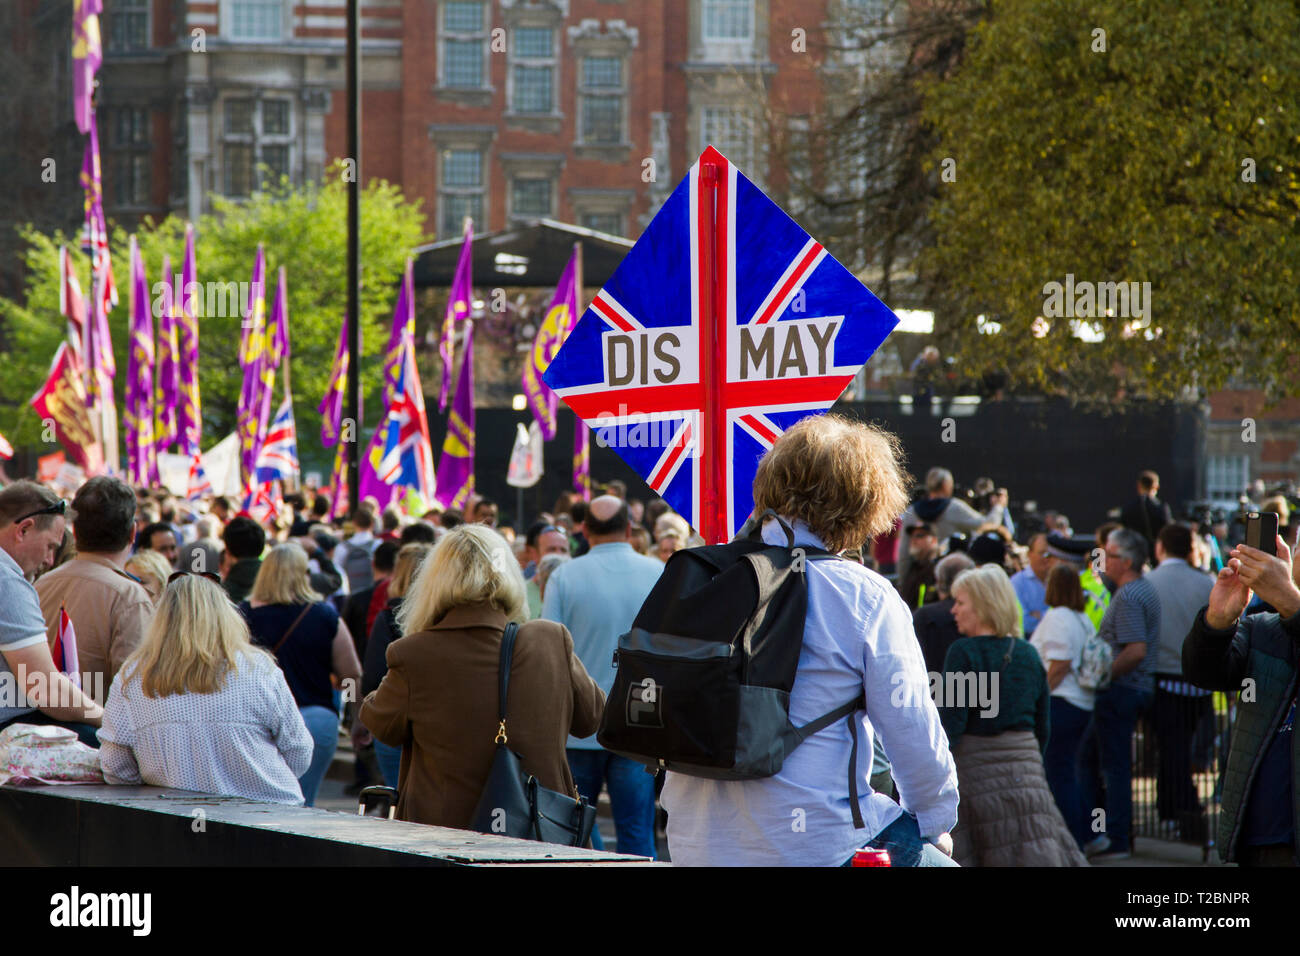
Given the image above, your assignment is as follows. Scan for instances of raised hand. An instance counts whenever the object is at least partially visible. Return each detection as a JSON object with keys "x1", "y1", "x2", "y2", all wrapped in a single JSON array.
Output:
[{"x1": 1206, "y1": 560, "x2": 1252, "y2": 630}]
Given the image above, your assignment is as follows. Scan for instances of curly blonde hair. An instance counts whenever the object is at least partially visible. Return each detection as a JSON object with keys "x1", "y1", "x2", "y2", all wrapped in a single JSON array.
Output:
[{"x1": 751, "y1": 413, "x2": 909, "y2": 553}]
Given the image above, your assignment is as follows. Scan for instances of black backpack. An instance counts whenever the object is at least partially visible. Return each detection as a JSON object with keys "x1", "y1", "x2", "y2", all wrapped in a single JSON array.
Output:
[{"x1": 597, "y1": 511, "x2": 869, "y2": 827}]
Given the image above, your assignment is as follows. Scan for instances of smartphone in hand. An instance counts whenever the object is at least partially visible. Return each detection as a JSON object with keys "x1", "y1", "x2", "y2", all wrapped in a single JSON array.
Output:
[{"x1": 1244, "y1": 512, "x2": 1279, "y2": 557}]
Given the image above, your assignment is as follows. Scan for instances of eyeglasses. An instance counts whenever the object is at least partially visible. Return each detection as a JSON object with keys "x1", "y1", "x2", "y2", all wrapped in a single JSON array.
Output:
[
  {"x1": 15, "y1": 499, "x2": 66, "y2": 524},
  {"x1": 168, "y1": 569, "x2": 222, "y2": 585}
]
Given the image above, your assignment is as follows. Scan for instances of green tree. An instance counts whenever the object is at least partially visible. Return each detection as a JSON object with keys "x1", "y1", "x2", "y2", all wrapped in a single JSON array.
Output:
[
  {"x1": 921, "y1": 0, "x2": 1300, "y2": 402},
  {"x1": 0, "y1": 168, "x2": 426, "y2": 471}
]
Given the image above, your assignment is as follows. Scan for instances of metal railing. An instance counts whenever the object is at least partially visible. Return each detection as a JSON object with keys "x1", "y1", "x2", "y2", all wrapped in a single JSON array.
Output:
[{"x1": 1129, "y1": 688, "x2": 1230, "y2": 861}]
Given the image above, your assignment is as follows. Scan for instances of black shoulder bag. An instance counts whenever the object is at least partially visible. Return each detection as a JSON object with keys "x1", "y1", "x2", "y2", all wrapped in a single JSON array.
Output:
[{"x1": 468, "y1": 622, "x2": 597, "y2": 847}]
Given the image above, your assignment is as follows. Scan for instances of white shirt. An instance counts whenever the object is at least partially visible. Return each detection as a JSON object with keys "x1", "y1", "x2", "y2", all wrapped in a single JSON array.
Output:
[
  {"x1": 1029, "y1": 607, "x2": 1096, "y2": 712},
  {"x1": 98, "y1": 649, "x2": 314, "y2": 805},
  {"x1": 662, "y1": 518, "x2": 959, "y2": 866}
]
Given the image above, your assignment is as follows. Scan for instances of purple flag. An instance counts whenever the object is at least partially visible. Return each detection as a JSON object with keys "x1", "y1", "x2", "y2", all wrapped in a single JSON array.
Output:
[
  {"x1": 72, "y1": 0, "x2": 103, "y2": 135},
  {"x1": 521, "y1": 251, "x2": 580, "y2": 441},
  {"x1": 178, "y1": 224, "x2": 202, "y2": 454},
  {"x1": 249, "y1": 267, "x2": 289, "y2": 475},
  {"x1": 80, "y1": 113, "x2": 116, "y2": 414},
  {"x1": 236, "y1": 245, "x2": 267, "y2": 478},
  {"x1": 439, "y1": 222, "x2": 473, "y2": 411},
  {"x1": 573, "y1": 419, "x2": 591, "y2": 501},
  {"x1": 434, "y1": 320, "x2": 475, "y2": 510},
  {"x1": 154, "y1": 255, "x2": 180, "y2": 453},
  {"x1": 126, "y1": 237, "x2": 157, "y2": 486},
  {"x1": 318, "y1": 316, "x2": 348, "y2": 447},
  {"x1": 384, "y1": 259, "x2": 415, "y2": 407}
]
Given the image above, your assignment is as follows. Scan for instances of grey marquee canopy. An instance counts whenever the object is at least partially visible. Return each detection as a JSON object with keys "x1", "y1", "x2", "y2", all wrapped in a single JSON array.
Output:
[{"x1": 411, "y1": 218, "x2": 635, "y2": 290}]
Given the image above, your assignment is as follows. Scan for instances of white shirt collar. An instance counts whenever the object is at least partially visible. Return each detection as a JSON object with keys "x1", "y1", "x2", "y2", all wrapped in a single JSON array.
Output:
[{"x1": 759, "y1": 515, "x2": 829, "y2": 550}]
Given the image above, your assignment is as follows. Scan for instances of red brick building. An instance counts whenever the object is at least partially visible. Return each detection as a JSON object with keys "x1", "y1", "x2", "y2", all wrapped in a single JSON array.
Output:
[{"x1": 93, "y1": 0, "x2": 848, "y2": 239}]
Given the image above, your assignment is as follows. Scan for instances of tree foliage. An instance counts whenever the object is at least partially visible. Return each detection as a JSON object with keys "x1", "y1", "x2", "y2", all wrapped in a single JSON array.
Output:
[
  {"x1": 921, "y1": 0, "x2": 1300, "y2": 402},
  {"x1": 0, "y1": 168, "x2": 426, "y2": 469}
]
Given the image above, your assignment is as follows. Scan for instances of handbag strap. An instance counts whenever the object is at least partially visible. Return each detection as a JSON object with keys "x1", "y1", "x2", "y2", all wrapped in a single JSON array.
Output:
[
  {"x1": 494, "y1": 621, "x2": 520, "y2": 744},
  {"x1": 272, "y1": 603, "x2": 314, "y2": 656}
]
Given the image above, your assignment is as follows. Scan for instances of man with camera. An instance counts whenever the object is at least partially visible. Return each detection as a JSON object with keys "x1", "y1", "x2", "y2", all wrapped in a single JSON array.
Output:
[{"x1": 1183, "y1": 530, "x2": 1300, "y2": 866}]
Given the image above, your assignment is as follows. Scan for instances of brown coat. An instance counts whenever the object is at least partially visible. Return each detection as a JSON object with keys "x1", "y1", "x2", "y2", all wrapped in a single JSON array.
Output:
[{"x1": 359, "y1": 601, "x2": 605, "y2": 829}]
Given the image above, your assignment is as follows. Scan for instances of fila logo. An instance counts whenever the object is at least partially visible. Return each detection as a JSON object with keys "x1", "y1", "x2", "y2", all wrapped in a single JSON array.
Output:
[{"x1": 627, "y1": 678, "x2": 663, "y2": 728}]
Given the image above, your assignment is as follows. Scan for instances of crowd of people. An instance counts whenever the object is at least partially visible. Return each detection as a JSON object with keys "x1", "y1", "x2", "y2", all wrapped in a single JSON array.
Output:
[{"x1": 0, "y1": 442, "x2": 1295, "y2": 867}]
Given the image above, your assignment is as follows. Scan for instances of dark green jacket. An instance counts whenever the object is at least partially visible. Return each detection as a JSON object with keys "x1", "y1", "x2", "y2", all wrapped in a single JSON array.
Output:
[
  {"x1": 1182, "y1": 606, "x2": 1300, "y2": 863},
  {"x1": 223, "y1": 558, "x2": 262, "y2": 605}
]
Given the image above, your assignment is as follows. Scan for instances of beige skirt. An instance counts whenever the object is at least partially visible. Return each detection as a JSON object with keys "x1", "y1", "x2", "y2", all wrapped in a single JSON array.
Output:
[{"x1": 951, "y1": 730, "x2": 1089, "y2": 867}]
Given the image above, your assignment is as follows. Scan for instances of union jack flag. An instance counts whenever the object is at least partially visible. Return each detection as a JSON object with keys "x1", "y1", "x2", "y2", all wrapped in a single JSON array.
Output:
[
  {"x1": 240, "y1": 482, "x2": 281, "y2": 525},
  {"x1": 253, "y1": 395, "x2": 299, "y2": 485},
  {"x1": 186, "y1": 452, "x2": 212, "y2": 501},
  {"x1": 543, "y1": 146, "x2": 898, "y2": 543},
  {"x1": 376, "y1": 337, "x2": 435, "y2": 504}
]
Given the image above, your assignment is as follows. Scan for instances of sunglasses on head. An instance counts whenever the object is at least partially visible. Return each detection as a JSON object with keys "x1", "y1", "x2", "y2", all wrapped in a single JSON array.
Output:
[
  {"x1": 168, "y1": 569, "x2": 222, "y2": 585},
  {"x1": 15, "y1": 499, "x2": 66, "y2": 524}
]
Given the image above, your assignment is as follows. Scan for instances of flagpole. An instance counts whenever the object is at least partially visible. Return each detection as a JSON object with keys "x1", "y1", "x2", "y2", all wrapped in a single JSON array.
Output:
[
  {"x1": 572, "y1": 241, "x2": 589, "y2": 501},
  {"x1": 345, "y1": 0, "x2": 361, "y2": 517}
]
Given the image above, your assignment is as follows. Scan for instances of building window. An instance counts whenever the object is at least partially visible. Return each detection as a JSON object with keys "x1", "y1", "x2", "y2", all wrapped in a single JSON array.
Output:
[
  {"x1": 221, "y1": 97, "x2": 293, "y2": 198},
  {"x1": 228, "y1": 1, "x2": 284, "y2": 42},
  {"x1": 440, "y1": 149, "x2": 484, "y2": 237},
  {"x1": 114, "y1": 154, "x2": 150, "y2": 206},
  {"x1": 579, "y1": 56, "x2": 624, "y2": 145},
  {"x1": 702, "y1": 0, "x2": 753, "y2": 42},
  {"x1": 225, "y1": 99, "x2": 254, "y2": 135},
  {"x1": 263, "y1": 100, "x2": 290, "y2": 136},
  {"x1": 113, "y1": 107, "x2": 150, "y2": 147},
  {"x1": 1207, "y1": 455, "x2": 1250, "y2": 501},
  {"x1": 581, "y1": 212, "x2": 623, "y2": 236},
  {"x1": 701, "y1": 107, "x2": 753, "y2": 171},
  {"x1": 442, "y1": 2, "x2": 487, "y2": 88},
  {"x1": 510, "y1": 27, "x2": 555, "y2": 113},
  {"x1": 225, "y1": 144, "x2": 254, "y2": 197},
  {"x1": 107, "y1": 0, "x2": 149, "y2": 52},
  {"x1": 512, "y1": 178, "x2": 552, "y2": 218}
]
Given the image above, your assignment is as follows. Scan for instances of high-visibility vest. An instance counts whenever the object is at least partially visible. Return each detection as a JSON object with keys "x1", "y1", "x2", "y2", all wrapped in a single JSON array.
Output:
[{"x1": 1080, "y1": 567, "x2": 1111, "y2": 628}]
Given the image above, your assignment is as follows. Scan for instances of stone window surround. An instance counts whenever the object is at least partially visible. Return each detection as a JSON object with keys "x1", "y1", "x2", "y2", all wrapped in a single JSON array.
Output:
[
  {"x1": 502, "y1": 1, "x2": 566, "y2": 134},
  {"x1": 568, "y1": 187, "x2": 635, "y2": 236},
  {"x1": 688, "y1": 0, "x2": 769, "y2": 65},
  {"x1": 435, "y1": 0, "x2": 495, "y2": 108},
  {"x1": 568, "y1": 19, "x2": 639, "y2": 162},
  {"x1": 431, "y1": 125, "x2": 497, "y2": 238},
  {"x1": 500, "y1": 152, "x2": 566, "y2": 221},
  {"x1": 218, "y1": 91, "x2": 297, "y2": 198},
  {"x1": 221, "y1": 0, "x2": 289, "y2": 44}
]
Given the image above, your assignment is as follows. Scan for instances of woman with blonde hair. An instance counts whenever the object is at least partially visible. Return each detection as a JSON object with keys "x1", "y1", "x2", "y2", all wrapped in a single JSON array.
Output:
[
  {"x1": 941, "y1": 565, "x2": 1087, "y2": 866},
  {"x1": 99, "y1": 575, "x2": 313, "y2": 804},
  {"x1": 358, "y1": 542, "x2": 433, "y2": 786},
  {"x1": 360, "y1": 524, "x2": 604, "y2": 829},
  {"x1": 125, "y1": 549, "x2": 172, "y2": 605},
  {"x1": 239, "y1": 543, "x2": 361, "y2": 806}
]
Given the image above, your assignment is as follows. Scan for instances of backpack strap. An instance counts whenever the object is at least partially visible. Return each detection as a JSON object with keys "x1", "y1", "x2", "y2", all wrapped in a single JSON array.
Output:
[
  {"x1": 494, "y1": 622, "x2": 520, "y2": 744},
  {"x1": 791, "y1": 694, "x2": 868, "y2": 830}
]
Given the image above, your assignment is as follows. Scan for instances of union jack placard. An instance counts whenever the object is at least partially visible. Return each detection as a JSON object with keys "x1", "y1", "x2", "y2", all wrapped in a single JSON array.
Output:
[{"x1": 542, "y1": 146, "x2": 899, "y2": 543}]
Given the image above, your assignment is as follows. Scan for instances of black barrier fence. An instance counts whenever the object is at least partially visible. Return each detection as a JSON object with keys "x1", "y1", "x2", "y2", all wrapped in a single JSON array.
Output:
[
  {"x1": 459, "y1": 397, "x2": 1206, "y2": 533},
  {"x1": 1129, "y1": 687, "x2": 1229, "y2": 861}
]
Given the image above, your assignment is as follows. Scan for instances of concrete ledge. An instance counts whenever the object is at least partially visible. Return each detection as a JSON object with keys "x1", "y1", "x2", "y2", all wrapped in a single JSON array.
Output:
[{"x1": 0, "y1": 784, "x2": 660, "y2": 867}]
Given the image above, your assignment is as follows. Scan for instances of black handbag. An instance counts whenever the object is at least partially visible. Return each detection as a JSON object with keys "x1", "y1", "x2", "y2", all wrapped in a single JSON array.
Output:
[{"x1": 468, "y1": 622, "x2": 597, "y2": 847}]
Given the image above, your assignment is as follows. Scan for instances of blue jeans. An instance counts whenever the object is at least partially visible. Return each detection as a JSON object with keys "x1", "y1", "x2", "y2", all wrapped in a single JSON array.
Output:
[
  {"x1": 1043, "y1": 696, "x2": 1092, "y2": 849},
  {"x1": 848, "y1": 811, "x2": 959, "y2": 867},
  {"x1": 298, "y1": 705, "x2": 340, "y2": 807},
  {"x1": 567, "y1": 748, "x2": 658, "y2": 858},
  {"x1": 374, "y1": 739, "x2": 402, "y2": 789},
  {"x1": 1082, "y1": 684, "x2": 1152, "y2": 852}
]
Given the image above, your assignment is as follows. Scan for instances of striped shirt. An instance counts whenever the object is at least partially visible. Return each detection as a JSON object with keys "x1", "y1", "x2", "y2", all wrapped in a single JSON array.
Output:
[{"x1": 1097, "y1": 575, "x2": 1161, "y2": 694}]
